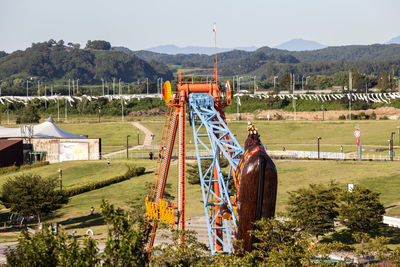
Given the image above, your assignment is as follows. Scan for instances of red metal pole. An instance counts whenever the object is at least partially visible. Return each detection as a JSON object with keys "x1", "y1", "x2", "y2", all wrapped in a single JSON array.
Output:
[{"x1": 178, "y1": 90, "x2": 186, "y2": 237}]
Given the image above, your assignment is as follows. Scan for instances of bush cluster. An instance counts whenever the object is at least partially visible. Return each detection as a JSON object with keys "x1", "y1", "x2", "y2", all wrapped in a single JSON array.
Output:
[
  {"x1": 66, "y1": 165, "x2": 145, "y2": 197},
  {"x1": 338, "y1": 111, "x2": 377, "y2": 120},
  {"x1": 0, "y1": 161, "x2": 49, "y2": 175}
]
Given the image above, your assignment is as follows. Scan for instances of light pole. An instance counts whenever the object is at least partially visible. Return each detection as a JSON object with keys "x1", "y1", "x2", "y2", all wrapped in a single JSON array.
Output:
[
  {"x1": 146, "y1": 78, "x2": 149, "y2": 94},
  {"x1": 317, "y1": 137, "x2": 322, "y2": 159},
  {"x1": 113, "y1": 78, "x2": 116, "y2": 95},
  {"x1": 349, "y1": 71, "x2": 352, "y2": 120},
  {"x1": 273, "y1": 76, "x2": 278, "y2": 89},
  {"x1": 306, "y1": 76, "x2": 310, "y2": 85},
  {"x1": 253, "y1": 75, "x2": 257, "y2": 94},
  {"x1": 98, "y1": 107, "x2": 101, "y2": 123},
  {"x1": 119, "y1": 78, "x2": 121, "y2": 95},
  {"x1": 26, "y1": 79, "x2": 29, "y2": 97},
  {"x1": 301, "y1": 76, "x2": 304, "y2": 93},
  {"x1": 68, "y1": 79, "x2": 71, "y2": 96},
  {"x1": 390, "y1": 132, "x2": 395, "y2": 161},
  {"x1": 101, "y1": 78, "x2": 104, "y2": 96},
  {"x1": 126, "y1": 135, "x2": 131, "y2": 159},
  {"x1": 58, "y1": 168, "x2": 63, "y2": 191},
  {"x1": 238, "y1": 77, "x2": 243, "y2": 91},
  {"x1": 151, "y1": 134, "x2": 155, "y2": 159},
  {"x1": 397, "y1": 126, "x2": 400, "y2": 146}
]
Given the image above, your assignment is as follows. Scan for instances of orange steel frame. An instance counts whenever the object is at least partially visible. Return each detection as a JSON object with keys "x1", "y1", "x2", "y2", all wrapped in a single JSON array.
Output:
[{"x1": 147, "y1": 27, "x2": 232, "y2": 252}]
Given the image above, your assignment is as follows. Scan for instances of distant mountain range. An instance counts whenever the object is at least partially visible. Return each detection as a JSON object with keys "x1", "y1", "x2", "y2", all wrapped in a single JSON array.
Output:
[
  {"x1": 387, "y1": 35, "x2": 400, "y2": 44},
  {"x1": 273, "y1": 38, "x2": 326, "y2": 51},
  {"x1": 144, "y1": 45, "x2": 258, "y2": 55}
]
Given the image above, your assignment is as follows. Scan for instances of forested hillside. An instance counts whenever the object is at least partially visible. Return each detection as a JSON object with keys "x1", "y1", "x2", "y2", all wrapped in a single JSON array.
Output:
[
  {"x1": 0, "y1": 40, "x2": 173, "y2": 88},
  {"x1": 128, "y1": 44, "x2": 400, "y2": 78}
]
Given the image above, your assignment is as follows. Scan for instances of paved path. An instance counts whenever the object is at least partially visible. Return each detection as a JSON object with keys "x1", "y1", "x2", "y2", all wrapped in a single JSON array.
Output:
[{"x1": 103, "y1": 122, "x2": 155, "y2": 158}]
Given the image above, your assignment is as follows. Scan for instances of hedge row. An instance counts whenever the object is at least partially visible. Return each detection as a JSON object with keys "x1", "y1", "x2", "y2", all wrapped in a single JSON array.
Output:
[
  {"x1": 66, "y1": 165, "x2": 145, "y2": 197},
  {"x1": 0, "y1": 161, "x2": 50, "y2": 175}
]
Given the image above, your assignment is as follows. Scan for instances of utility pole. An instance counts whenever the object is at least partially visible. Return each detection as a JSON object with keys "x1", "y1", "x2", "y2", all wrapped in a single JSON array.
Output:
[
  {"x1": 101, "y1": 78, "x2": 104, "y2": 96},
  {"x1": 119, "y1": 78, "x2": 121, "y2": 95},
  {"x1": 274, "y1": 76, "x2": 278, "y2": 89},
  {"x1": 113, "y1": 78, "x2": 115, "y2": 95},
  {"x1": 317, "y1": 137, "x2": 322, "y2": 159},
  {"x1": 349, "y1": 71, "x2": 353, "y2": 120},
  {"x1": 121, "y1": 97, "x2": 124, "y2": 121},
  {"x1": 253, "y1": 75, "x2": 257, "y2": 94},
  {"x1": 68, "y1": 79, "x2": 71, "y2": 96},
  {"x1": 293, "y1": 97, "x2": 296, "y2": 121},
  {"x1": 26, "y1": 79, "x2": 29, "y2": 97},
  {"x1": 126, "y1": 135, "x2": 131, "y2": 159},
  {"x1": 65, "y1": 98, "x2": 67, "y2": 122},
  {"x1": 57, "y1": 95, "x2": 60, "y2": 122},
  {"x1": 146, "y1": 77, "x2": 149, "y2": 94}
]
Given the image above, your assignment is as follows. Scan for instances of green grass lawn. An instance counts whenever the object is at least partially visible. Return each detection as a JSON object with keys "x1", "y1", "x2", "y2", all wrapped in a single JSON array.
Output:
[{"x1": 1, "y1": 157, "x2": 399, "y2": 242}]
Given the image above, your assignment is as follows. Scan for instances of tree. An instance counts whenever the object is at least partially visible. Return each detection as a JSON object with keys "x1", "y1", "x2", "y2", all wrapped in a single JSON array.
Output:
[
  {"x1": 250, "y1": 218, "x2": 312, "y2": 266},
  {"x1": 338, "y1": 186, "x2": 385, "y2": 233},
  {"x1": 86, "y1": 40, "x2": 111, "y2": 50},
  {"x1": 287, "y1": 182, "x2": 340, "y2": 237},
  {"x1": 151, "y1": 230, "x2": 209, "y2": 266},
  {"x1": 377, "y1": 69, "x2": 389, "y2": 91},
  {"x1": 187, "y1": 158, "x2": 228, "y2": 185},
  {"x1": 279, "y1": 72, "x2": 291, "y2": 91},
  {"x1": 1, "y1": 174, "x2": 68, "y2": 223},
  {"x1": 16, "y1": 104, "x2": 40, "y2": 124},
  {"x1": 6, "y1": 227, "x2": 99, "y2": 266},
  {"x1": 100, "y1": 200, "x2": 149, "y2": 266}
]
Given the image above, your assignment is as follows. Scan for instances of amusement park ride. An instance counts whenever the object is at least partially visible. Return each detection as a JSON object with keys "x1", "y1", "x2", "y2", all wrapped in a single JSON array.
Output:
[{"x1": 145, "y1": 28, "x2": 277, "y2": 255}]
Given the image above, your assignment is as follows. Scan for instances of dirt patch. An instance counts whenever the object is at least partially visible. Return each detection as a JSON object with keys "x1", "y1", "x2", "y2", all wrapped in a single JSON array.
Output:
[
  {"x1": 128, "y1": 107, "x2": 165, "y2": 117},
  {"x1": 225, "y1": 107, "x2": 400, "y2": 121}
]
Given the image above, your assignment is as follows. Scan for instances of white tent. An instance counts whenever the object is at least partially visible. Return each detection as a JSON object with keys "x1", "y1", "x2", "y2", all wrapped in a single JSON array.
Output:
[{"x1": 0, "y1": 117, "x2": 86, "y2": 139}]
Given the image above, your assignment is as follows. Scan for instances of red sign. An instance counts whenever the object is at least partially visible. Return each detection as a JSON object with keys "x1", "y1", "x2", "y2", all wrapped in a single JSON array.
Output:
[{"x1": 354, "y1": 129, "x2": 360, "y2": 138}]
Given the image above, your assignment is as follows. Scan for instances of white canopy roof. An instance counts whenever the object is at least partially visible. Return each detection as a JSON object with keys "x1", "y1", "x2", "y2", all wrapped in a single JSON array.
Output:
[{"x1": 0, "y1": 117, "x2": 86, "y2": 139}]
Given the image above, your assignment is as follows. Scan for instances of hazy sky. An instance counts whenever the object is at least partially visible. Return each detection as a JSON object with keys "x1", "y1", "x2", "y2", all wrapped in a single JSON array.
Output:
[{"x1": 1, "y1": 0, "x2": 399, "y2": 53}]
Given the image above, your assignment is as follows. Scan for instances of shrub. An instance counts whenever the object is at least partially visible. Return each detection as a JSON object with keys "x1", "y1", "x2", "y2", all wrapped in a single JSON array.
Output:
[
  {"x1": 338, "y1": 115, "x2": 346, "y2": 120},
  {"x1": 16, "y1": 104, "x2": 40, "y2": 124},
  {"x1": 370, "y1": 112, "x2": 377, "y2": 120},
  {"x1": 0, "y1": 161, "x2": 49, "y2": 175},
  {"x1": 379, "y1": 116, "x2": 389, "y2": 120},
  {"x1": 66, "y1": 165, "x2": 145, "y2": 197}
]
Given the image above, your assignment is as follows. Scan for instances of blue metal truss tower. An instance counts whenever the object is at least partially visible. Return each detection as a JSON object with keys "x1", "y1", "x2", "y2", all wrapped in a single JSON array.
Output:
[{"x1": 189, "y1": 93, "x2": 244, "y2": 254}]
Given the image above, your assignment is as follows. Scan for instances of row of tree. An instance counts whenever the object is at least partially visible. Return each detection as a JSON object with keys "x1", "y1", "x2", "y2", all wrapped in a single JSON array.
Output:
[
  {"x1": 0, "y1": 39, "x2": 173, "y2": 88},
  {"x1": 3, "y1": 174, "x2": 400, "y2": 265}
]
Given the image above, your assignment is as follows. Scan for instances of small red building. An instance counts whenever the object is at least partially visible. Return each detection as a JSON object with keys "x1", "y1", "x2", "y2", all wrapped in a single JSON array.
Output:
[{"x1": 0, "y1": 140, "x2": 23, "y2": 167}]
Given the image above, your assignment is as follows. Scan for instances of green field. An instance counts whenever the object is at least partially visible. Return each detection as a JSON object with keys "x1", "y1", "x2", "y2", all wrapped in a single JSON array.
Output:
[{"x1": 1, "y1": 118, "x2": 400, "y2": 242}]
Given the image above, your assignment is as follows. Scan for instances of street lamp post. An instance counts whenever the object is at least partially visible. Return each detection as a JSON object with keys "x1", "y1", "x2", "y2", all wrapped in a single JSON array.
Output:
[
  {"x1": 253, "y1": 76, "x2": 257, "y2": 94},
  {"x1": 58, "y1": 168, "x2": 62, "y2": 191},
  {"x1": 146, "y1": 78, "x2": 149, "y2": 94},
  {"x1": 151, "y1": 134, "x2": 155, "y2": 159},
  {"x1": 397, "y1": 126, "x2": 400, "y2": 146},
  {"x1": 101, "y1": 78, "x2": 104, "y2": 96},
  {"x1": 98, "y1": 107, "x2": 101, "y2": 123},
  {"x1": 317, "y1": 137, "x2": 322, "y2": 159},
  {"x1": 126, "y1": 135, "x2": 131, "y2": 159},
  {"x1": 390, "y1": 132, "x2": 395, "y2": 161},
  {"x1": 26, "y1": 79, "x2": 29, "y2": 97},
  {"x1": 273, "y1": 76, "x2": 278, "y2": 89}
]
